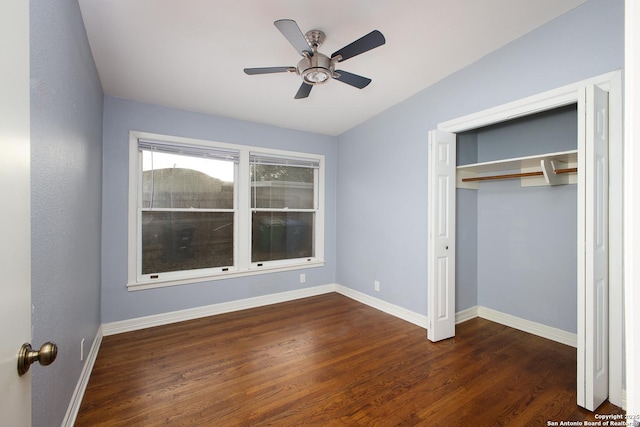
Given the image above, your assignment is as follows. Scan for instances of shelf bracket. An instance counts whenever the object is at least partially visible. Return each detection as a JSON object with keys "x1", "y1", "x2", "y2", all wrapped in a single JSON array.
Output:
[{"x1": 542, "y1": 159, "x2": 571, "y2": 185}]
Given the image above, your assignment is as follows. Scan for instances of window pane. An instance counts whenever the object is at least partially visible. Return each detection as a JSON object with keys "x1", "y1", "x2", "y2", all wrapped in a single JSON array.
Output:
[
  {"x1": 251, "y1": 164, "x2": 314, "y2": 209},
  {"x1": 252, "y1": 212, "x2": 314, "y2": 262},
  {"x1": 142, "y1": 211, "x2": 234, "y2": 275},
  {"x1": 143, "y1": 150, "x2": 235, "y2": 209}
]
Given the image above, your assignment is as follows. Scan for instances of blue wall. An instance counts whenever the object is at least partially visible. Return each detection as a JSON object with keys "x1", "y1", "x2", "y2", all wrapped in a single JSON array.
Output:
[
  {"x1": 30, "y1": 0, "x2": 104, "y2": 424},
  {"x1": 474, "y1": 107, "x2": 578, "y2": 332},
  {"x1": 477, "y1": 179, "x2": 578, "y2": 330},
  {"x1": 101, "y1": 97, "x2": 338, "y2": 323},
  {"x1": 24, "y1": 0, "x2": 624, "y2": 423},
  {"x1": 336, "y1": 0, "x2": 623, "y2": 331}
]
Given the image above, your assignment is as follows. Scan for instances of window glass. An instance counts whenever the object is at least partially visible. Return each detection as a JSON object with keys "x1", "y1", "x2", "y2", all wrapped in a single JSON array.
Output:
[
  {"x1": 251, "y1": 164, "x2": 314, "y2": 209},
  {"x1": 141, "y1": 149, "x2": 235, "y2": 276},
  {"x1": 250, "y1": 158, "x2": 317, "y2": 264},
  {"x1": 142, "y1": 211, "x2": 234, "y2": 274},
  {"x1": 252, "y1": 211, "x2": 314, "y2": 262},
  {"x1": 143, "y1": 151, "x2": 234, "y2": 209}
]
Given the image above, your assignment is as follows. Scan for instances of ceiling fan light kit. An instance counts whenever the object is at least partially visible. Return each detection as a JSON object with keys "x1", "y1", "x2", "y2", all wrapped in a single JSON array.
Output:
[{"x1": 244, "y1": 19, "x2": 385, "y2": 99}]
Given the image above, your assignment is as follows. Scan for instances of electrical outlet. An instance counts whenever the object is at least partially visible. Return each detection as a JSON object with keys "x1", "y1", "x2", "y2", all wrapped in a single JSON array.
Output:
[
  {"x1": 300, "y1": 273, "x2": 306, "y2": 283},
  {"x1": 374, "y1": 280, "x2": 380, "y2": 292},
  {"x1": 80, "y1": 338, "x2": 85, "y2": 361}
]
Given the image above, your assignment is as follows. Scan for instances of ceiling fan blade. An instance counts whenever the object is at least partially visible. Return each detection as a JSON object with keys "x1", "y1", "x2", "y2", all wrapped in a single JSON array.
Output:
[
  {"x1": 274, "y1": 19, "x2": 312, "y2": 56},
  {"x1": 294, "y1": 82, "x2": 313, "y2": 99},
  {"x1": 331, "y1": 30, "x2": 385, "y2": 62},
  {"x1": 244, "y1": 66, "x2": 295, "y2": 75},
  {"x1": 334, "y1": 70, "x2": 372, "y2": 89}
]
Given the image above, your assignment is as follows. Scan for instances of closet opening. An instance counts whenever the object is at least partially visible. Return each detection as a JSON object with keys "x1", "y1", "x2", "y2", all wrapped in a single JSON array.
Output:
[
  {"x1": 455, "y1": 104, "x2": 579, "y2": 340},
  {"x1": 427, "y1": 71, "x2": 622, "y2": 412}
]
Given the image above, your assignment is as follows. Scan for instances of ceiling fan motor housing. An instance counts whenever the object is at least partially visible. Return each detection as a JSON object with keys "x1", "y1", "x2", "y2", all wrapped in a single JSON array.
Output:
[
  {"x1": 296, "y1": 30, "x2": 335, "y2": 85},
  {"x1": 297, "y1": 51, "x2": 334, "y2": 85}
]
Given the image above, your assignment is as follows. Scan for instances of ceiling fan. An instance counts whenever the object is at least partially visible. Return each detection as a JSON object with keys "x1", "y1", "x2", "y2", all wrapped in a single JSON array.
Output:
[{"x1": 244, "y1": 19, "x2": 386, "y2": 99}]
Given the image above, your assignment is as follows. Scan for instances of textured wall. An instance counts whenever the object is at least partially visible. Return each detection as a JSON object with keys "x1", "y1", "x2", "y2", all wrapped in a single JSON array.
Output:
[
  {"x1": 30, "y1": 0, "x2": 104, "y2": 425},
  {"x1": 101, "y1": 96, "x2": 337, "y2": 323},
  {"x1": 336, "y1": 0, "x2": 623, "y2": 329}
]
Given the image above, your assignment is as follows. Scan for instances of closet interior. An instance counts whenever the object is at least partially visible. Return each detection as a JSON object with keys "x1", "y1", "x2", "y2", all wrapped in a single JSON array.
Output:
[{"x1": 454, "y1": 104, "x2": 579, "y2": 335}]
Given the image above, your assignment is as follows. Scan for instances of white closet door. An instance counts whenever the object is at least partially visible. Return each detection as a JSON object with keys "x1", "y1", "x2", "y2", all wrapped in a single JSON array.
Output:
[
  {"x1": 577, "y1": 84, "x2": 609, "y2": 411},
  {"x1": 0, "y1": 0, "x2": 32, "y2": 422},
  {"x1": 427, "y1": 130, "x2": 456, "y2": 342}
]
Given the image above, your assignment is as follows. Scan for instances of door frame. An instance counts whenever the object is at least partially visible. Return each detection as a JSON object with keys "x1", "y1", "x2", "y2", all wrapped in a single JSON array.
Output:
[{"x1": 431, "y1": 70, "x2": 623, "y2": 408}]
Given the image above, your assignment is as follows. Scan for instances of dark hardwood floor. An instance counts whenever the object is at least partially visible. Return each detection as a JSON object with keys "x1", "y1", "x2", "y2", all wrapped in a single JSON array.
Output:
[{"x1": 77, "y1": 293, "x2": 623, "y2": 426}]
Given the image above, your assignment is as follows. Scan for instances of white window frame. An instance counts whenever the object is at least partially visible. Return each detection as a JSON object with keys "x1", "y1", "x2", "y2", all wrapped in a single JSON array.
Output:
[
  {"x1": 249, "y1": 151, "x2": 321, "y2": 269},
  {"x1": 127, "y1": 131, "x2": 325, "y2": 290}
]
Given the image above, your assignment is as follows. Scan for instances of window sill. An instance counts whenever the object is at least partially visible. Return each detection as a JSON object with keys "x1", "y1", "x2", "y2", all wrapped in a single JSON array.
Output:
[{"x1": 127, "y1": 260, "x2": 325, "y2": 291}]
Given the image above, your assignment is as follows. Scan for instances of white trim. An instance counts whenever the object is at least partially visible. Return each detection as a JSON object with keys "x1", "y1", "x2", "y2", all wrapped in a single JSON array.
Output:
[
  {"x1": 625, "y1": 0, "x2": 640, "y2": 416},
  {"x1": 128, "y1": 261, "x2": 325, "y2": 291},
  {"x1": 455, "y1": 306, "x2": 478, "y2": 324},
  {"x1": 335, "y1": 285, "x2": 429, "y2": 328},
  {"x1": 438, "y1": 70, "x2": 620, "y2": 133},
  {"x1": 477, "y1": 306, "x2": 577, "y2": 348},
  {"x1": 455, "y1": 305, "x2": 577, "y2": 348},
  {"x1": 103, "y1": 285, "x2": 335, "y2": 335},
  {"x1": 61, "y1": 328, "x2": 103, "y2": 427},
  {"x1": 606, "y1": 71, "x2": 624, "y2": 409},
  {"x1": 576, "y1": 85, "x2": 588, "y2": 407},
  {"x1": 104, "y1": 285, "x2": 431, "y2": 337},
  {"x1": 103, "y1": 287, "x2": 581, "y2": 348}
]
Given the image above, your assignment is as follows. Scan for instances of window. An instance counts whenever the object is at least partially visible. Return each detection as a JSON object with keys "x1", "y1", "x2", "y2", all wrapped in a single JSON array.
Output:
[
  {"x1": 250, "y1": 153, "x2": 318, "y2": 264},
  {"x1": 128, "y1": 132, "x2": 324, "y2": 289},
  {"x1": 138, "y1": 140, "x2": 238, "y2": 278}
]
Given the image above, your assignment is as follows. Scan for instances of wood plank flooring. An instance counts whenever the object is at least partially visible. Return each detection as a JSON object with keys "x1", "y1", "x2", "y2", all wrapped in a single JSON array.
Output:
[{"x1": 77, "y1": 293, "x2": 624, "y2": 426}]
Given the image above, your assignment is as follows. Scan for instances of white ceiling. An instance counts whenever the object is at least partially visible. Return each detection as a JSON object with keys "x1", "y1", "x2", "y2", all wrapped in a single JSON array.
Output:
[{"x1": 78, "y1": 0, "x2": 587, "y2": 136}]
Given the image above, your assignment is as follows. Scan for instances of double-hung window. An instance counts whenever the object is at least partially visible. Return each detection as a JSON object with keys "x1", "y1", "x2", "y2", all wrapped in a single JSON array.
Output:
[
  {"x1": 128, "y1": 132, "x2": 324, "y2": 289},
  {"x1": 250, "y1": 153, "x2": 319, "y2": 265}
]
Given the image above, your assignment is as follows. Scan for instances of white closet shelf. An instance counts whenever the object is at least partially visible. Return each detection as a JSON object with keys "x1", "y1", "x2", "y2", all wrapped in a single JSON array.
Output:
[
  {"x1": 456, "y1": 149, "x2": 578, "y2": 189},
  {"x1": 457, "y1": 149, "x2": 577, "y2": 173}
]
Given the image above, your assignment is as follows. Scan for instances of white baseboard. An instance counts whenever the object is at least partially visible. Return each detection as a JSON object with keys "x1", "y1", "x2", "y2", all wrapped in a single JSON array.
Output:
[
  {"x1": 455, "y1": 306, "x2": 479, "y2": 324},
  {"x1": 102, "y1": 287, "x2": 577, "y2": 348},
  {"x1": 335, "y1": 285, "x2": 429, "y2": 328},
  {"x1": 102, "y1": 284, "x2": 335, "y2": 336},
  {"x1": 455, "y1": 305, "x2": 577, "y2": 348},
  {"x1": 70, "y1": 287, "x2": 584, "y2": 425},
  {"x1": 102, "y1": 284, "x2": 430, "y2": 336},
  {"x1": 62, "y1": 327, "x2": 103, "y2": 427}
]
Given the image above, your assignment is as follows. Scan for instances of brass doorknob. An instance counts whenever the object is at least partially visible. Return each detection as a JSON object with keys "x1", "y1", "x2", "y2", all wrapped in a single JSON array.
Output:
[{"x1": 17, "y1": 342, "x2": 57, "y2": 376}]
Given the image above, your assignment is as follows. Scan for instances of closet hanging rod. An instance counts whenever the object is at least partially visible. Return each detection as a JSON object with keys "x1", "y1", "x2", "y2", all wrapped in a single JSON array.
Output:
[{"x1": 461, "y1": 167, "x2": 577, "y2": 182}]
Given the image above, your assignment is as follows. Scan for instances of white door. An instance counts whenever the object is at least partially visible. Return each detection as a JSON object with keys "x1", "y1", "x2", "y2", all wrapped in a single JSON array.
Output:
[
  {"x1": 427, "y1": 130, "x2": 456, "y2": 342},
  {"x1": 0, "y1": 0, "x2": 32, "y2": 424},
  {"x1": 577, "y1": 85, "x2": 609, "y2": 411}
]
